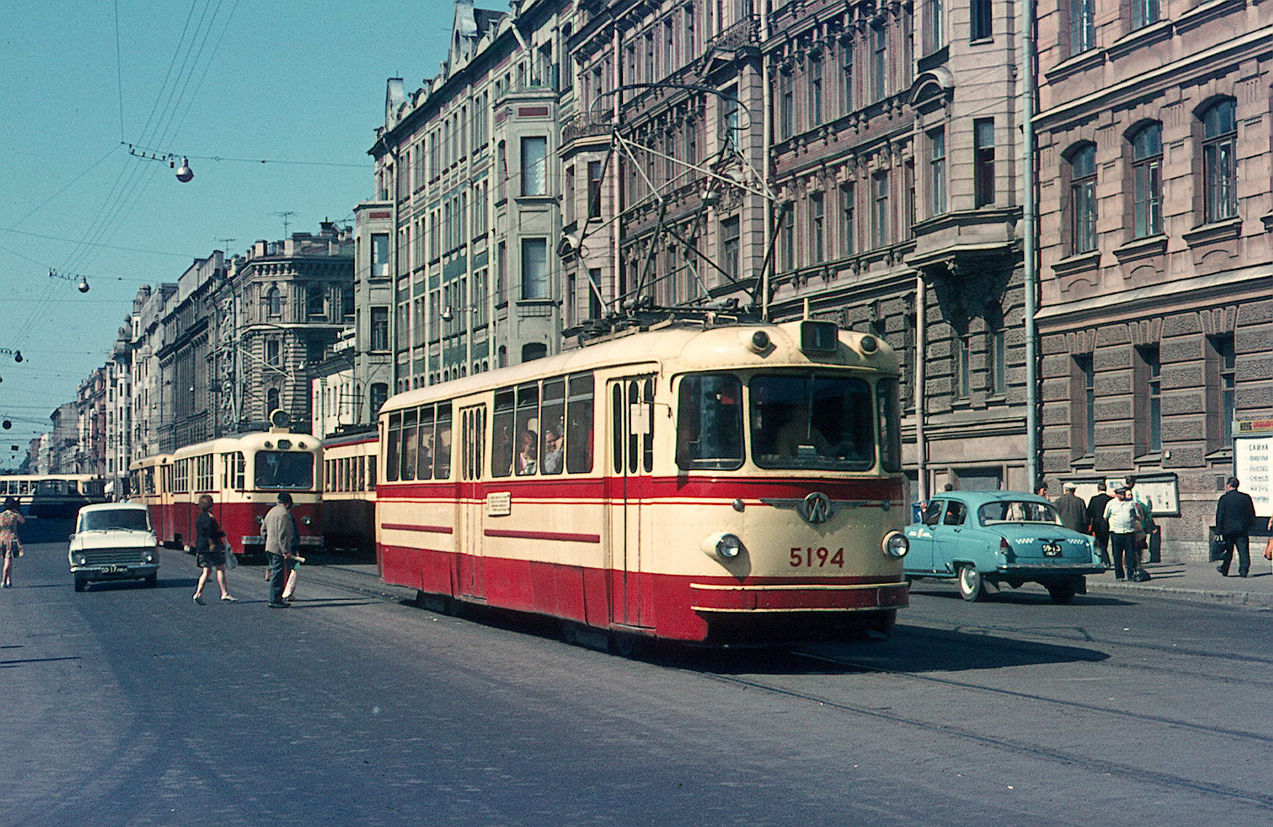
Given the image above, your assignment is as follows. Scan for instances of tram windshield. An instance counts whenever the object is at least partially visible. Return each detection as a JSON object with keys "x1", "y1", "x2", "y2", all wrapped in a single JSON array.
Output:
[
  {"x1": 254, "y1": 451, "x2": 314, "y2": 490},
  {"x1": 749, "y1": 374, "x2": 874, "y2": 470}
]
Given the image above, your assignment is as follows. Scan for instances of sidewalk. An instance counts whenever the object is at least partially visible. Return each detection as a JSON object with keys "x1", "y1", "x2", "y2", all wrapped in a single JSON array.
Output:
[{"x1": 1086, "y1": 558, "x2": 1273, "y2": 609}]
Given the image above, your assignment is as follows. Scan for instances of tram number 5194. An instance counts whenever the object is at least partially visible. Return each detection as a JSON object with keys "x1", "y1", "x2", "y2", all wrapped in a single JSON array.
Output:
[{"x1": 789, "y1": 547, "x2": 846, "y2": 567}]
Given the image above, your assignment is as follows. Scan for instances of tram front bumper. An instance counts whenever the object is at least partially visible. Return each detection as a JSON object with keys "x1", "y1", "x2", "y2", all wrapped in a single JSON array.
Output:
[{"x1": 688, "y1": 579, "x2": 909, "y2": 613}]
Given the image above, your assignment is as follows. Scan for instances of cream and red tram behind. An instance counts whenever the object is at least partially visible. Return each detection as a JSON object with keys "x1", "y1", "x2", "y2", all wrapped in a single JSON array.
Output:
[
  {"x1": 377, "y1": 319, "x2": 909, "y2": 645},
  {"x1": 320, "y1": 427, "x2": 377, "y2": 557},
  {"x1": 133, "y1": 432, "x2": 323, "y2": 555}
]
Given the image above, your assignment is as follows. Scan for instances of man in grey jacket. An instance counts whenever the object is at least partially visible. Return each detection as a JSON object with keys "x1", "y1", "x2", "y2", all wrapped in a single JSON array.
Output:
[
  {"x1": 262, "y1": 492, "x2": 296, "y2": 608},
  {"x1": 1054, "y1": 482, "x2": 1087, "y2": 534}
]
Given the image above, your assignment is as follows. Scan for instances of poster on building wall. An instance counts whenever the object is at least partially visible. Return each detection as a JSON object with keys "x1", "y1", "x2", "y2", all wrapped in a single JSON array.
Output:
[
  {"x1": 1068, "y1": 474, "x2": 1179, "y2": 517},
  {"x1": 1235, "y1": 420, "x2": 1273, "y2": 517}
]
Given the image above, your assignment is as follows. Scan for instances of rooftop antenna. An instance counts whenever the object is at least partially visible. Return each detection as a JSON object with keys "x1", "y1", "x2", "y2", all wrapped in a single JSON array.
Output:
[
  {"x1": 215, "y1": 237, "x2": 236, "y2": 252},
  {"x1": 273, "y1": 211, "x2": 296, "y2": 237}
]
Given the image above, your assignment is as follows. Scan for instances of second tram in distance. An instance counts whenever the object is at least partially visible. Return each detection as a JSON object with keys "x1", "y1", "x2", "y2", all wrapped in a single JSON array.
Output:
[
  {"x1": 376, "y1": 319, "x2": 910, "y2": 646},
  {"x1": 129, "y1": 431, "x2": 324, "y2": 555}
]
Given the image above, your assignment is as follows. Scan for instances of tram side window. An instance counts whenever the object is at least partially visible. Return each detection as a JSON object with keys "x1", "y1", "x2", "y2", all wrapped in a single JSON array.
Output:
[
  {"x1": 417, "y1": 405, "x2": 434, "y2": 481},
  {"x1": 386, "y1": 412, "x2": 401, "y2": 482},
  {"x1": 196, "y1": 454, "x2": 214, "y2": 491},
  {"x1": 566, "y1": 372, "x2": 594, "y2": 474},
  {"x1": 676, "y1": 374, "x2": 744, "y2": 471},
  {"x1": 435, "y1": 402, "x2": 452, "y2": 479},
  {"x1": 367, "y1": 456, "x2": 376, "y2": 490},
  {"x1": 540, "y1": 379, "x2": 565, "y2": 475},
  {"x1": 877, "y1": 378, "x2": 902, "y2": 472},
  {"x1": 174, "y1": 459, "x2": 189, "y2": 493},
  {"x1": 401, "y1": 408, "x2": 418, "y2": 481},
  {"x1": 491, "y1": 389, "x2": 516, "y2": 478},
  {"x1": 515, "y1": 383, "x2": 539, "y2": 476}
]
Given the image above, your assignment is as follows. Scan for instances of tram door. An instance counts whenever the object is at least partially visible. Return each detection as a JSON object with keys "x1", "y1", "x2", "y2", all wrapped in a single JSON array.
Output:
[
  {"x1": 457, "y1": 405, "x2": 487, "y2": 599},
  {"x1": 608, "y1": 375, "x2": 656, "y2": 628}
]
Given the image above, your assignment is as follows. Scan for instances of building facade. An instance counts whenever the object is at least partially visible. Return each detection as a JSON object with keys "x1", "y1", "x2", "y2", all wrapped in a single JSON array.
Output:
[
  {"x1": 1034, "y1": 0, "x2": 1273, "y2": 555},
  {"x1": 369, "y1": 0, "x2": 579, "y2": 394}
]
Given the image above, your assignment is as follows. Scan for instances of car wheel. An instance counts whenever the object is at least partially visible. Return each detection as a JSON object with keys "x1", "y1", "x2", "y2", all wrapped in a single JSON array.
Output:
[
  {"x1": 957, "y1": 564, "x2": 985, "y2": 602},
  {"x1": 73, "y1": 576, "x2": 87, "y2": 592},
  {"x1": 1046, "y1": 577, "x2": 1078, "y2": 604},
  {"x1": 144, "y1": 573, "x2": 158, "y2": 588}
]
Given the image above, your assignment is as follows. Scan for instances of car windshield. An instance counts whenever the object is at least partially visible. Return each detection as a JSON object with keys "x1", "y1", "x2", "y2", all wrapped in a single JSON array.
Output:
[
  {"x1": 79, "y1": 509, "x2": 150, "y2": 532},
  {"x1": 979, "y1": 501, "x2": 1062, "y2": 525},
  {"x1": 254, "y1": 451, "x2": 314, "y2": 490},
  {"x1": 750, "y1": 374, "x2": 874, "y2": 470}
]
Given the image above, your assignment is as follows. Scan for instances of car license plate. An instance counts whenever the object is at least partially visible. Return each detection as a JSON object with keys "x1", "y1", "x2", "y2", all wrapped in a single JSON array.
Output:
[
  {"x1": 101, "y1": 565, "x2": 126, "y2": 574},
  {"x1": 1042, "y1": 543, "x2": 1062, "y2": 557}
]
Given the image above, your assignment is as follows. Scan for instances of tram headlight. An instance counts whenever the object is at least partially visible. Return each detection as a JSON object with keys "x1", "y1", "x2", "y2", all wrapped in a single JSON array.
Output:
[
  {"x1": 702, "y1": 532, "x2": 746, "y2": 562},
  {"x1": 301, "y1": 516, "x2": 312, "y2": 526},
  {"x1": 881, "y1": 531, "x2": 909, "y2": 559}
]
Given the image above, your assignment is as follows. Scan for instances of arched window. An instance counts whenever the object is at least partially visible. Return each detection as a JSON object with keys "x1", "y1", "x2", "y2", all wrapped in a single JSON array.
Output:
[
  {"x1": 266, "y1": 286, "x2": 281, "y2": 317},
  {"x1": 266, "y1": 387, "x2": 281, "y2": 416},
  {"x1": 1067, "y1": 144, "x2": 1097, "y2": 254},
  {"x1": 1129, "y1": 123, "x2": 1162, "y2": 238},
  {"x1": 1201, "y1": 99, "x2": 1237, "y2": 223}
]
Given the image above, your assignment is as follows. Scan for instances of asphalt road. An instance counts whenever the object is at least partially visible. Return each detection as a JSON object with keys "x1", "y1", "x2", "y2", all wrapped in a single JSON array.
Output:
[{"x1": 5, "y1": 523, "x2": 1273, "y2": 824}]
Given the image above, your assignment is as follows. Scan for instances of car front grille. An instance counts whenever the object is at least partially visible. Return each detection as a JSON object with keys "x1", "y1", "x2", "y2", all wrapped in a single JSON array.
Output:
[{"x1": 79, "y1": 548, "x2": 151, "y2": 565}]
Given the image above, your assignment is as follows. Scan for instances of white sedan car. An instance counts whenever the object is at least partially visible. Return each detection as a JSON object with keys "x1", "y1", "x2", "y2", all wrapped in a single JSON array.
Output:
[{"x1": 68, "y1": 502, "x2": 159, "y2": 591}]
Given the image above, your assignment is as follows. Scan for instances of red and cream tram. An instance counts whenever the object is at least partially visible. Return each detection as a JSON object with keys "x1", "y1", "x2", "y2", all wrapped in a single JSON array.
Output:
[
  {"x1": 321, "y1": 427, "x2": 377, "y2": 557},
  {"x1": 376, "y1": 319, "x2": 910, "y2": 646},
  {"x1": 130, "y1": 431, "x2": 324, "y2": 555}
]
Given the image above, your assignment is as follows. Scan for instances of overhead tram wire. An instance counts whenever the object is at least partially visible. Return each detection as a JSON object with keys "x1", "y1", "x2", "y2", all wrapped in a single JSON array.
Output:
[{"x1": 10, "y1": 0, "x2": 228, "y2": 346}]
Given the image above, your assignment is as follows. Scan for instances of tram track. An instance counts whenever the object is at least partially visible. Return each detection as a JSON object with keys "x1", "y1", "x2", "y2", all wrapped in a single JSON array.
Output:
[{"x1": 691, "y1": 651, "x2": 1273, "y2": 810}]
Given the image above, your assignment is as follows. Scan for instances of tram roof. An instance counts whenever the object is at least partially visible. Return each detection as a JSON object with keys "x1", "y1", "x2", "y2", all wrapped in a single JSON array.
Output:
[{"x1": 383, "y1": 319, "x2": 898, "y2": 413}]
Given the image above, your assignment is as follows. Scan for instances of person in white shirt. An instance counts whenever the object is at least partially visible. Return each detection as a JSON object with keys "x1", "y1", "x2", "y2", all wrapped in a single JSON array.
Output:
[{"x1": 1104, "y1": 485, "x2": 1141, "y2": 581}]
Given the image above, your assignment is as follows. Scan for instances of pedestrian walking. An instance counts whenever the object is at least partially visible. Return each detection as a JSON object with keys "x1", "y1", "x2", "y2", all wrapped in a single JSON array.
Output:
[
  {"x1": 1104, "y1": 484, "x2": 1141, "y2": 580},
  {"x1": 1054, "y1": 482, "x2": 1087, "y2": 533},
  {"x1": 0, "y1": 496, "x2": 26, "y2": 588},
  {"x1": 262, "y1": 492, "x2": 296, "y2": 609},
  {"x1": 1215, "y1": 477, "x2": 1257, "y2": 578},
  {"x1": 1086, "y1": 482, "x2": 1112, "y2": 566},
  {"x1": 192, "y1": 494, "x2": 237, "y2": 604}
]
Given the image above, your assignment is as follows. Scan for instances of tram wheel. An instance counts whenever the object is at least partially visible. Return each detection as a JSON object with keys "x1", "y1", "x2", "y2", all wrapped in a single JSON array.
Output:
[
  {"x1": 957, "y1": 564, "x2": 985, "y2": 602},
  {"x1": 609, "y1": 631, "x2": 647, "y2": 659}
]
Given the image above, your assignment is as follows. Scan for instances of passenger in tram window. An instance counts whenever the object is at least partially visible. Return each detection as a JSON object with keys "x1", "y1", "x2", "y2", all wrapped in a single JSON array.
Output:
[
  {"x1": 517, "y1": 429, "x2": 538, "y2": 475},
  {"x1": 492, "y1": 421, "x2": 514, "y2": 477},
  {"x1": 540, "y1": 422, "x2": 564, "y2": 474}
]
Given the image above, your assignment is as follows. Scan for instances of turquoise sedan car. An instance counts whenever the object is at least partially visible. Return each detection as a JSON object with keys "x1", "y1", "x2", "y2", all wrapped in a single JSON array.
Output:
[{"x1": 904, "y1": 491, "x2": 1104, "y2": 603}]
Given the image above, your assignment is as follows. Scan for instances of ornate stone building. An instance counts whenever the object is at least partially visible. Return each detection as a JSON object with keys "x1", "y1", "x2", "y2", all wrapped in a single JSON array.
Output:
[
  {"x1": 369, "y1": 0, "x2": 578, "y2": 394},
  {"x1": 1034, "y1": 0, "x2": 1273, "y2": 555}
]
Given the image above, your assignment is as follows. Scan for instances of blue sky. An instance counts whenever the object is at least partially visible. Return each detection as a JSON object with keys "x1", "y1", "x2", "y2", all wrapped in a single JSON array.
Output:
[{"x1": 0, "y1": 0, "x2": 457, "y2": 465}]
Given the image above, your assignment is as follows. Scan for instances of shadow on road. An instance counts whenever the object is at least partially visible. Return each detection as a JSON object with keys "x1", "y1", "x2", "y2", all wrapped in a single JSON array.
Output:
[{"x1": 642, "y1": 621, "x2": 1110, "y2": 676}]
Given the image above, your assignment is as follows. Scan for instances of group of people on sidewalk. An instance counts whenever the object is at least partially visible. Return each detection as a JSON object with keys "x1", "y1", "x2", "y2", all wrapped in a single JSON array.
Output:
[
  {"x1": 1049, "y1": 475, "x2": 1271, "y2": 582},
  {"x1": 1050, "y1": 478, "x2": 1155, "y2": 581},
  {"x1": 192, "y1": 491, "x2": 301, "y2": 607}
]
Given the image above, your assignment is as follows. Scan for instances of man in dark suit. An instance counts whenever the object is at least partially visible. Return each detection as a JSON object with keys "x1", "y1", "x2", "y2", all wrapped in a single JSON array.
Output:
[
  {"x1": 1215, "y1": 477, "x2": 1257, "y2": 578},
  {"x1": 1085, "y1": 481, "x2": 1112, "y2": 566}
]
